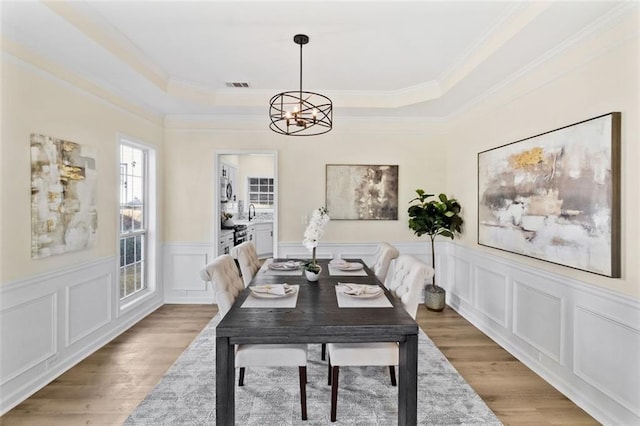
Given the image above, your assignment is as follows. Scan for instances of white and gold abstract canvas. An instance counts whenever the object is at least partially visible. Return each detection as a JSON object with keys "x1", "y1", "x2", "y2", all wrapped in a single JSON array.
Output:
[
  {"x1": 31, "y1": 133, "x2": 97, "y2": 259},
  {"x1": 478, "y1": 113, "x2": 621, "y2": 277}
]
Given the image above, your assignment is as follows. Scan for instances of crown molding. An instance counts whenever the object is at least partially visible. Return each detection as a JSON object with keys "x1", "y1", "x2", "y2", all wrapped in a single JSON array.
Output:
[
  {"x1": 37, "y1": 1, "x2": 548, "y2": 110},
  {"x1": 447, "y1": 2, "x2": 639, "y2": 123},
  {"x1": 6, "y1": 2, "x2": 637, "y2": 129},
  {"x1": 1, "y1": 37, "x2": 163, "y2": 127},
  {"x1": 43, "y1": 1, "x2": 168, "y2": 91}
]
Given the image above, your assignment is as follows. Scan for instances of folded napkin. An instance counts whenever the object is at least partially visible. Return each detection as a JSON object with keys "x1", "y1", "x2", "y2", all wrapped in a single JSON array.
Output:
[
  {"x1": 270, "y1": 261, "x2": 301, "y2": 270},
  {"x1": 330, "y1": 259, "x2": 348, "y2": 268},
  {"x1": 251, "y1": 284, "x2": 290, "y2": 295},
  {"x1": 337, "y1": 283, "x2": 379, "y2": 296}
]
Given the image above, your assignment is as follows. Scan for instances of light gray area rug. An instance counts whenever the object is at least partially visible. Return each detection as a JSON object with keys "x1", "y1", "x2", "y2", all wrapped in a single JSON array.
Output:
[{"x1": 125, "y1": 315, "x2": 502, "y2": 425}]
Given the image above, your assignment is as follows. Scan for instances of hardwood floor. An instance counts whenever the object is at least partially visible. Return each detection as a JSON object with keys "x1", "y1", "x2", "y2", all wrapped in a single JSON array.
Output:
[
  {"x1": 1, "y1": 304, "x2": 598, "y2": 425},
  {"x1": 418, "y1": 307, "x2": 599, "y2": 425},
  {"x1": 0, "y1": 304, "x2": 218, "y2": 426}
]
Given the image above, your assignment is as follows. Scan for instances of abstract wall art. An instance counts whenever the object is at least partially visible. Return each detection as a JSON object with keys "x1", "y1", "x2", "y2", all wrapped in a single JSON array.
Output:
[
  {"x1": 478, "y1": 113, "x2": 621, "y2": 277},
  {"x1": 326, "y1": 164, "x2": 398, "y2": 220},
  {"x1": 31, "y1": 133, "x2": 98, "y2": 259}
]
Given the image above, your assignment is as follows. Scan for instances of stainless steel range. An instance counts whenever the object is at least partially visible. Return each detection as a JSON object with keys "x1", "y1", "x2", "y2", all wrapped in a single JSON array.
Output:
[{"x1": 233, "y1": 224, "x2": 247, "y2": 246}]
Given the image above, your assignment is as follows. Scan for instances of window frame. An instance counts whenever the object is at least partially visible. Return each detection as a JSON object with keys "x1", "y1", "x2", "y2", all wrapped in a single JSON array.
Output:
[
  {"x1": 117, "y1": 135, "x2": 157, "y2": 312},
  {"x1": 247, "y1": 176, "x2": 275, "y2": 211}
]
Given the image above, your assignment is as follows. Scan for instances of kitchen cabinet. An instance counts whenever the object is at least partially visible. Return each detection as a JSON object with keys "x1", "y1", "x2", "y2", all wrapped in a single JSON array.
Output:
[
  {"x1": 246, "y1": 224, "x2": 256, "y2": 246},
  {"x1": 219, "y1": 229, "x2": 234, "y2": 255},
  {"x1": 255, "y1": 222, "x2": 273, "y2": 258}
]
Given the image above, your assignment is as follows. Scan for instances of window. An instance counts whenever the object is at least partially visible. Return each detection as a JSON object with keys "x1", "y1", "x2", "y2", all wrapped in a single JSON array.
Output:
[
  {"x1": 247, "y1": 177, "x2": 274, "y2": 208},
  {"x1": 119, "y1": 143, "x2": 148, "y2": 300}
]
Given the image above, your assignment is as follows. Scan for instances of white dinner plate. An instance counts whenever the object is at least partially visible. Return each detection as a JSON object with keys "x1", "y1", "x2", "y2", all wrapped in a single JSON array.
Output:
[
  {"x1": 336, "y1": 262, "x2": 364, "y2": 271},
  {"x1": 250, "y1": 285, "x2": 297, "y2": 299}
]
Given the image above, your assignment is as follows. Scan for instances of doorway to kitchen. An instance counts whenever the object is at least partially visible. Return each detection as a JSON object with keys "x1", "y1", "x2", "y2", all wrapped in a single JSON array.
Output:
[{"x1": 214, "y1": 150, "x2": 278, "y2": 259}]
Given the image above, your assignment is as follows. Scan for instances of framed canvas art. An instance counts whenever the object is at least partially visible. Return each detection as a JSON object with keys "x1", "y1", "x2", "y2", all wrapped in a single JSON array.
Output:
[
  {"x1": 31, "y1": 133, "x2": 98, "y2": 259},
  {"x1": 326, "y1": 164, "x2": 398, "y2": 220},
  {"x1": 477, "y1": 113, "x2": 621, "y2": 277}
]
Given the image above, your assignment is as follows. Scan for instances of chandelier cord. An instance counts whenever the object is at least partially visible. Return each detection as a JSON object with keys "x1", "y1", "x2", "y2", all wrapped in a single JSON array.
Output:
[{"x1": 298, "y1": 41, "x2": 303, "y2": 111}]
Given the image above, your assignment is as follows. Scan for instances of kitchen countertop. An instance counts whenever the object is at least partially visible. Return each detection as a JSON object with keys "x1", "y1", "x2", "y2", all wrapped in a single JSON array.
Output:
[{"x1": 234, "y1": 220, "x2": 273, "y2": 226}]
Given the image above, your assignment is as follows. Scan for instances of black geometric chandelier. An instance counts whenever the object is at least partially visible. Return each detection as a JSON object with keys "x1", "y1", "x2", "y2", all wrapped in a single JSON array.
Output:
[{"x1": 269, "y1": 34, "x2": 333, "y2": 136}]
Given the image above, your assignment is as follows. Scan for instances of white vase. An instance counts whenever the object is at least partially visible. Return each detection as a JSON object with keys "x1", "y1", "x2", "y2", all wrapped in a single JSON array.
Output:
[{"x1": 305, "y1": 266, "x2": 321, "y2": 282}]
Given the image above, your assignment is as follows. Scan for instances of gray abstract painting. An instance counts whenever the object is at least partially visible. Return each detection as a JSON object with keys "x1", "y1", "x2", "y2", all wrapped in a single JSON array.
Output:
[{"x1": 326, "y1": 165, "x2": 398, "y2": 220}]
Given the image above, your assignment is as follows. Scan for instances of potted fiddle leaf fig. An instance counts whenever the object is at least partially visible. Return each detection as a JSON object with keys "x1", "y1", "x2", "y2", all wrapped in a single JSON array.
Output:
[{"x1": 408, "y1": 190, "x2": 463, "y2": 312}]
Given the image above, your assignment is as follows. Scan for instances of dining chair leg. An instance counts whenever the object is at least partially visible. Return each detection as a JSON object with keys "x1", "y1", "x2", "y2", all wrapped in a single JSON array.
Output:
[
  {"x1": 321, "y1": 343, "x2": 326, "y2": 360},
  {"x1": 299, "y1": 366, "x2": 308, "y2": 421},
  {"x1": 389, "y1": 366, "x2": 397, "y2": 387},
  {"x1": 330, "y1": 366, "x2": 339, "y2": 422},
  {"x1": 238, "y1": 367, "x2": 245, "y2": 386},
  {"x1": 327, "y1": 358, "x2": 332, "y2": 385}
]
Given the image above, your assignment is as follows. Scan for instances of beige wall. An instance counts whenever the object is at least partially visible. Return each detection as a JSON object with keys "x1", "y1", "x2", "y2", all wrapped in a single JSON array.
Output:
[
  {"x1": 164, "y1": 124, "x2": 448, "y2": 244},
  {"x1": 2, "y1": 12, "x2": 637, "y2": 301},
  {"x1": 0, "y1": 59, "x2": 164, "y2": 283},
  {"x1": 446, "y1": 30, "x2": 639, "y2": 297}
]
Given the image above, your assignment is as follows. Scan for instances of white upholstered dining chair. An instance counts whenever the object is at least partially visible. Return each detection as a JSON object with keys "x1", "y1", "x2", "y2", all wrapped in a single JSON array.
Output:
[
  {"x1": 326, "y1": 254, "x2": 433, "y2": 422},
  {"x1": 230, "y1": 241, "x2": 262, "y2": 287},
  {"x1": 200, "y1": 254, "x2": 308, "y2": 420},
  {"x1": 369, "y1": 242, "x2": 400, "y2": 283},
  {"x1": 320, "y1": 242, "x2": 400, "y2": 361}
]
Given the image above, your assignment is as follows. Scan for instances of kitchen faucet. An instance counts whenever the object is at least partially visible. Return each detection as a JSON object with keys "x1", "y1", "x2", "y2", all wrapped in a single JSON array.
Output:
[{"x1": 248, "y1": 203, "x2": 256, "y2": 221}]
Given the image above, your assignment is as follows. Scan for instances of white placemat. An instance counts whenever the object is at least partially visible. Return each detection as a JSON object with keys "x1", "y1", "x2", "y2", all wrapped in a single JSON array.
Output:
[
  {"x1": 242, "y1": 285, "x2": 300, "y2": 308},
  {"x1": 259, "y1": 259, "x2": 304, "y2": 276},
  {"x1": 328, "y1": 264, "x2": 368, "y2": 276},
  {"x1": 335, "y1": 285, "x2": 392, "y2": 308}
]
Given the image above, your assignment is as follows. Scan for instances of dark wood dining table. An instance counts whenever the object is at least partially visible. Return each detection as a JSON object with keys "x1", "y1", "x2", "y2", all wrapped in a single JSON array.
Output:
[{"x1": 215, "y1": 258, "x2": 419, "y2": 425}]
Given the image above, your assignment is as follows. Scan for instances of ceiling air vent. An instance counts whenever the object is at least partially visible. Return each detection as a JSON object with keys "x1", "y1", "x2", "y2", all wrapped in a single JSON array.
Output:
[{"x1": 225, "y1": 82, "x2": 250, "y2": 88}]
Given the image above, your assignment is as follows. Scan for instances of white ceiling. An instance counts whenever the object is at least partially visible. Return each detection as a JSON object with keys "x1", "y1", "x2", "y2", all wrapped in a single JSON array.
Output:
[{"x1": 0, "y1": 1, "x2": 631, "y2": 120}]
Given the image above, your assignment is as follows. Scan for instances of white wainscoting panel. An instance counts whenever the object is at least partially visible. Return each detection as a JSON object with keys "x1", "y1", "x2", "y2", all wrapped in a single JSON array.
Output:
[
  {"x1": 66, "y1": 273, "x2": 112, "y2": 346},
  {"x1": 163, "y1": 243, "x2": 215, "y2": 304},
  {"x1": 451, "y1": 257, "x2": 472, "y2": 304},
  {"x1": 0, "y1": 256, "x2": 163, "y2": 415},
  {"x1": 172, "y1": 253, "x2": 209, "y2": 291},
  {"x1": 574, "y1": 306, "x2": 640, "y2": 417},
  {"x1": 474, "y1": 266, "x2": 508, "y2": 328},
  {"x1": 444, "y1": 243, "x2": 640, "y2": 426},
  {"x1": 514, "y1": 281, "x2": 563, "y2": 363},
  {"x1": 0, "y1": 294, "x2": 56, "y2": 386}
]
